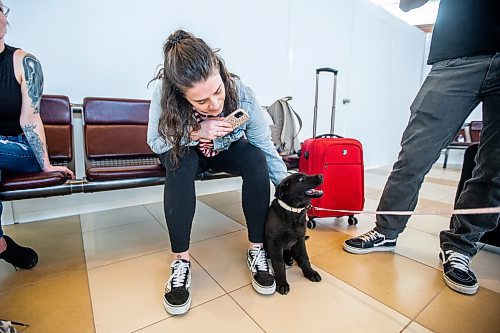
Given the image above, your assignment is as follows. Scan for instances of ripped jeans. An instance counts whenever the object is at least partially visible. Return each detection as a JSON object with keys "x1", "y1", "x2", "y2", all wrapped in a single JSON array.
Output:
[{"x1": 0, "y1": 134, "x2": 41, "y2": 238}]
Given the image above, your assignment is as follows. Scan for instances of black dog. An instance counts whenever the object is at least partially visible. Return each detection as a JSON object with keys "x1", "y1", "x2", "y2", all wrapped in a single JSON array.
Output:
[{"x1": 265, "y1": 173, "x2": 323, "y2": 295}]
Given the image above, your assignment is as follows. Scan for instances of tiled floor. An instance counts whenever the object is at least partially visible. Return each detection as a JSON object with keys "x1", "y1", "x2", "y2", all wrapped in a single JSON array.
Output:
[{"x1": 1, "y1": 165, "x2": 499, "y2": 333}]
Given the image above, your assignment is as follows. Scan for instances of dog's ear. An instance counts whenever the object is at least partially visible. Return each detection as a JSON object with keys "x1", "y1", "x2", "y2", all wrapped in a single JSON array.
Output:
[{"x1": 275, "y1": 179, "x2": 290, "y2": 199}]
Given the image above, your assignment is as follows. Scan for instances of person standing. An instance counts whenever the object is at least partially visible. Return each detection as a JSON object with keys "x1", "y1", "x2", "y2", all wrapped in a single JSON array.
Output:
[{"x1": 343, "y1": 0, "x2": 499, "y2": 295}]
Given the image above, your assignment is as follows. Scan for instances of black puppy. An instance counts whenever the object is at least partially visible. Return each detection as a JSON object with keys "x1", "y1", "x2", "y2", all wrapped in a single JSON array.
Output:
[{"x1": 265, "y1": 173, "x2": 323, "y2": 295}]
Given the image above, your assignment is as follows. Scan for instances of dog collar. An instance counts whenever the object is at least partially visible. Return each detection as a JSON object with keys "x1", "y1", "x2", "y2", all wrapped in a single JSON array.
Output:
[{"x1": 277, "y1": 199, "x2": 306, "y2": 213}]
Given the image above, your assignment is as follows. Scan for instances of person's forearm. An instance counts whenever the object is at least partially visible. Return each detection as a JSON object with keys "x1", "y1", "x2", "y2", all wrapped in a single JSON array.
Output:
[
  {"x1": 399, "y1": 0, "x2": 430, "y2": 12},
  {"x1": 21, "y1": 117, "x2": 50, "y2": 170}
]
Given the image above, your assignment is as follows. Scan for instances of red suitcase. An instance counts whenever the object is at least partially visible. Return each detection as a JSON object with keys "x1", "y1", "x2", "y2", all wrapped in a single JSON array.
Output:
[{"x1": 299, "y1": 68, "x2": 364, "y2": 226}]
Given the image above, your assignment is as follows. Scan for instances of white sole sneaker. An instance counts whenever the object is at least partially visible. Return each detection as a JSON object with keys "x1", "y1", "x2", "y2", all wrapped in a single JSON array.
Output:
[
  {"x1": 343, "y1": 243, "x2": 396, "y2": 254},
  {"x1": 443, "y1": 274, "x2": 479, "y2": 295},
  {"x1": 163, "y1": 296, "x2": 191, "y2": 315},
  {"x1": 251, "y1": 279, "x2": 276, "y2": 295}
]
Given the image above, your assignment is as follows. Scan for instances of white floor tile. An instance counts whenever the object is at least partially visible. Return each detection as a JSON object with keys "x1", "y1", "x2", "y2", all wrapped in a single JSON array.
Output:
[
  {"x1": 81, "y1": 205, "x2": 155, "y2": 232},
  {"x1": 83, "y1": 218, "x2": 169, "y2": 269},
  {"x1": 230, "y1": 266, "x2": 411, "y2": 333},
  {"x1": 88, "y1": 250, "x2": 225, "y2": 333}
]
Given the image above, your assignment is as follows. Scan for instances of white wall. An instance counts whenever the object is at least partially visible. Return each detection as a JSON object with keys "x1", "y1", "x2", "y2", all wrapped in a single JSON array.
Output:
[{"x1": 3, "y1": 0, "x2": 427, "y2": 222}]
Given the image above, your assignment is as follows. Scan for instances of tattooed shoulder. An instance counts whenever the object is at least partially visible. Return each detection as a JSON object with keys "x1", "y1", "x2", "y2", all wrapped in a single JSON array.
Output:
[{"x1": 22, "y1": 54, "x2": 44, "y2": 113}]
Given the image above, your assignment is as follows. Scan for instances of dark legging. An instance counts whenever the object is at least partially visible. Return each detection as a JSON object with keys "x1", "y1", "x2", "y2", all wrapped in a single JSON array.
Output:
[{"x1": 159, "y1": 138, "x2": 270, "y2": 253}]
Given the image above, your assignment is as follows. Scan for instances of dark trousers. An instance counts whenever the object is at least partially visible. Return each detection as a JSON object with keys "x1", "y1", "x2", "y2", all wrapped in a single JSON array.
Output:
[
  {"x1": 374, "y1": 53, "x2": 500, "y2": 257},
  {"x1": 159, "y1": 138, "x2": 270, "y2": 253}
]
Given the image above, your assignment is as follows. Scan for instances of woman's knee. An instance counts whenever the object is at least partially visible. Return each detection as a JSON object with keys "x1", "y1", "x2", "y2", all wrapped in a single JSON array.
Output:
[
  {"x1": 161, "y1": 149, "x2": 199, "y2": 174},
  {"x1": 239, "y1": 145, "x2": 268, "y2": 176}
]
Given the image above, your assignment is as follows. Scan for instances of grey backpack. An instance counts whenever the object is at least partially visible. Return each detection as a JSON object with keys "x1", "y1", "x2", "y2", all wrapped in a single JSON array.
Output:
[{"x1": 265, "y1": 96, "x2": 303, "y2": 155}]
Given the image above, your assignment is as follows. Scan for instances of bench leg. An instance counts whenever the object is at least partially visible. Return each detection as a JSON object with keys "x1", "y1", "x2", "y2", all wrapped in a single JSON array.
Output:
[{"x1": 443, "y1": 148, "x2": 449, "y2": 168}]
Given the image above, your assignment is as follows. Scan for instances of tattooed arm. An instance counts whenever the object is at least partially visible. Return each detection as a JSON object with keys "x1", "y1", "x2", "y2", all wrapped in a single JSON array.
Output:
[{"x1": 14, "y1": 50, "x2": 75, "y2": 178}]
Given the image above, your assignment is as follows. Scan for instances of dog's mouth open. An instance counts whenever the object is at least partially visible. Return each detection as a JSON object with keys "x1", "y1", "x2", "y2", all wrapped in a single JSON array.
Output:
[{"x1": 305, "y1": 189, "x2": 323, "y2": 198}]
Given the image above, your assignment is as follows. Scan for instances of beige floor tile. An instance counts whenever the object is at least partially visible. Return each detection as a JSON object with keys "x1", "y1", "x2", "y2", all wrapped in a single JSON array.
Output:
[
  {"x1": 415, "y1": 287, "x2": 500, "y2": 333},
  {"x1": 416, "y1": 200, "x2": 453, "y2": 218},
  {"x1": 145, "y1": 200, "x2": 245, "y2": 242},
  {"x1": 402, "y1": 322, "x2": 434, "y2": 333},
  {"x1": 144, "y1": 202, "x2": 164, "y2": 221},
  {"x1": 435, "y1": 193, "x2": 456, "y2": 204},
  {"x1": 230, "y1": 266, "x2": 410, "y2": 333},
  {"x1": 406, "y1": 214, "x2": 450, "y2": 236},
  {"x1": 0, "y1": 216, "x2": 86, "y2": 293},
  {"x1": 472, "y1": 249, "x2": 500, "y2": 294},
  {"x1": 318, "y1": 198, "x2": 379, "y2": 237},
  {"x1": 83, "y1": 219, "x2": 169, "y2": 269},
  {"x1": 199, "y1": 191, "x2": 247, "y2": 226},
  {"x1": 311, "y1": 243, "x2": 445, "y2": 318},
  {"x1": 426, "y1": 166, "x2": 462, "y2": 181},
  {"x1": 364, "y1": 173, "x2": 390, "y2": 189},
  {"x1": 0, "y1": 268, "x2": 94, "y2": 333},
  {"x1": 88, "y1": 250, "x2": 225, "y2": 333},
  {"x1": 136, "y1": 295, "x2": 263, "y2": 333},
  {"x1": 395, "y1": 229, "x2": 500, "y2": 294},
  {"x1": 365, "y1": 188, "x2": 383, "y2": 201},
  {"x1": 189, "y1": 230, "x2": 251, "y2": 292},
  {"x1": 396, "y1": 228, "x2": 442, "y2": 269},
  {"x1": 81, "y1": 205, "x2": 155, "y2": 232},
  {"x1": 191, "y1": 201, "x2": 246, "y2": 242},
  {"x1": 422, "y1": 176, "x2": 458, "y2": 188},
  {"x1": 365, "y1": 167, "x2": 392, "y2": 177},
  {"x1": 198, "y1": 190, "x2": 242, "y2": 207},
  {"x1": 418, "y1": 182, "x2": 456, "y2": 202},
  {"x1": 303, "y1": 223, "x2": 347, "y2": 258},
  {"x1": 318, "y1": 214, "x2": 376, "y2": 238}
]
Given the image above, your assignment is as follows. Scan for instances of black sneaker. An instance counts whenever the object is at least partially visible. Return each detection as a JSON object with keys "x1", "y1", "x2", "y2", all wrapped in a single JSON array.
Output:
[
  {"x1": 0, "y1": 235, "x2": 38, "y2": 269},
  {"x1": 246, "y1": 245, "x2": 276, "y2": 295},
  {"x1": 343, "y1": 229, "x2": 397, "y2": 254},
  {"x1": 163, "y1": 259, "x2": 191, "y2": 315},
  {"x1": 0, "y1": 320, "x2": 17, "y2": 333},
  {"x1": 439, "y1": 249, "x2": 479, "y2": 295}
]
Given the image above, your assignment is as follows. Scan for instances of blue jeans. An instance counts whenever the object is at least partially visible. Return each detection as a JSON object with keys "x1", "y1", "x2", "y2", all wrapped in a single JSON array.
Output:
[
  {"x1": 374, "y1": 53, "x2": 500, "y2": 257},
  {"x1": 0, "y1": 134, "x2": 42, "y2": 238}
]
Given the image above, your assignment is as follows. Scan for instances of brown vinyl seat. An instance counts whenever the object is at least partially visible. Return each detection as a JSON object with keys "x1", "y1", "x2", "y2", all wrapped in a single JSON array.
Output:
[
  {"x1": 469, "y1": 121, "x2": 483, "y2": 143},
  {"x1": 0, "y1": 95, "x2": 81, "y2": 201},
  {"x1": 81, "y1": 97, "x2": 234, "y2": 193}
]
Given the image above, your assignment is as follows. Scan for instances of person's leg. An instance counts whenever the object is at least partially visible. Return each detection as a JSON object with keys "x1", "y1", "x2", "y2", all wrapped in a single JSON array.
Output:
[
  {"x1": 158, "y1": 147, "x2": 206, "y2": 315},
  {"x1": 159, "y1": 147, "x2": 205, "y2": 257},
  {"x1": 344, "y1": 55, "x2": 493, "y2": 254},
  {"x1": 209, "y1": 138, "x2": 275, "y2": 294},
  {"x1": 439, "y1": 53, "x2": 500, "y2": 295},
  {"x1": 209, "y1": 138, "x2": 270, "y2": 244},
  {"x1": 0, "y1": 135, "x2": 40, "y2": 269}
]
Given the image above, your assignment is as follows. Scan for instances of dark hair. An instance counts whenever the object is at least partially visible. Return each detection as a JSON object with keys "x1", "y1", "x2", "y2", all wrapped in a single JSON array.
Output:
[{"x1": 154, "y1": 30, "x2": 238, "y2": 168}]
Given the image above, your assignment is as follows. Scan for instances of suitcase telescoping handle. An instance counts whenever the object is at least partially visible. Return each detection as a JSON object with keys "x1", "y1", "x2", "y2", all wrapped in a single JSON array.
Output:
[
  {"x1": 313, "y1": 67, "x2": 339, "y2": 138},
  {"x1": 314, "y1": 133, "x2": 343, "y2": 139}
]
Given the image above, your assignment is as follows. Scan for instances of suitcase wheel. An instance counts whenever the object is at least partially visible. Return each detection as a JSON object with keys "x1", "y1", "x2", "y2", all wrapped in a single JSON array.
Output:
[
  {"x1": 307, "y1": 219, "x2": 317, "y2": 229},
  {"x1": 348, "y1": 216, "x2": 358, "y2": 226}
]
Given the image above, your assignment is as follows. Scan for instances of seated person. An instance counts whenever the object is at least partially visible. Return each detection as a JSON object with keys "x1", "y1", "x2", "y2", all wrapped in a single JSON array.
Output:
[{"x1": 147, "y1": 30, "x2": 288, "y2": 315}]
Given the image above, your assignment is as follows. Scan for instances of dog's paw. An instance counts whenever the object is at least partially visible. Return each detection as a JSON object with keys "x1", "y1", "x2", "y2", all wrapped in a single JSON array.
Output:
[
  {"x1": 283, "y1": 256, "x2": 294, "y2": 267},
  {"x1": 276, "y1": 282, "x2": 290, "y2": 295},
  {"x1": 304, "y1": 270, "x2": 322, "y2": 282}
]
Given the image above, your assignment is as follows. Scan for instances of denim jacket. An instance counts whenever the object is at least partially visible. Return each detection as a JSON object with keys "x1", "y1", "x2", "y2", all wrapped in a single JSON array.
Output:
[{"x1": 147, "y1": 77, "x2": 288, "y2": 186}]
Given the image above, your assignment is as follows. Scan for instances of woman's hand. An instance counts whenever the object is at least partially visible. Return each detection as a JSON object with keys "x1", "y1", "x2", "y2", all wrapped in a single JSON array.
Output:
[
  {"x1": 198, "y1": 117, "x2": 233, "y2": 140},
  {"x1": 43, "y1": 164, "x2": 75, "y2": 179}
]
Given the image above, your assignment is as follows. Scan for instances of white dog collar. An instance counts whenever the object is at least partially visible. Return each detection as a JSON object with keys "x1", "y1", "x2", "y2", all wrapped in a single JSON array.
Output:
[{"x1": 277, "y1": 199, "x2": 306, "y2": 213}]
